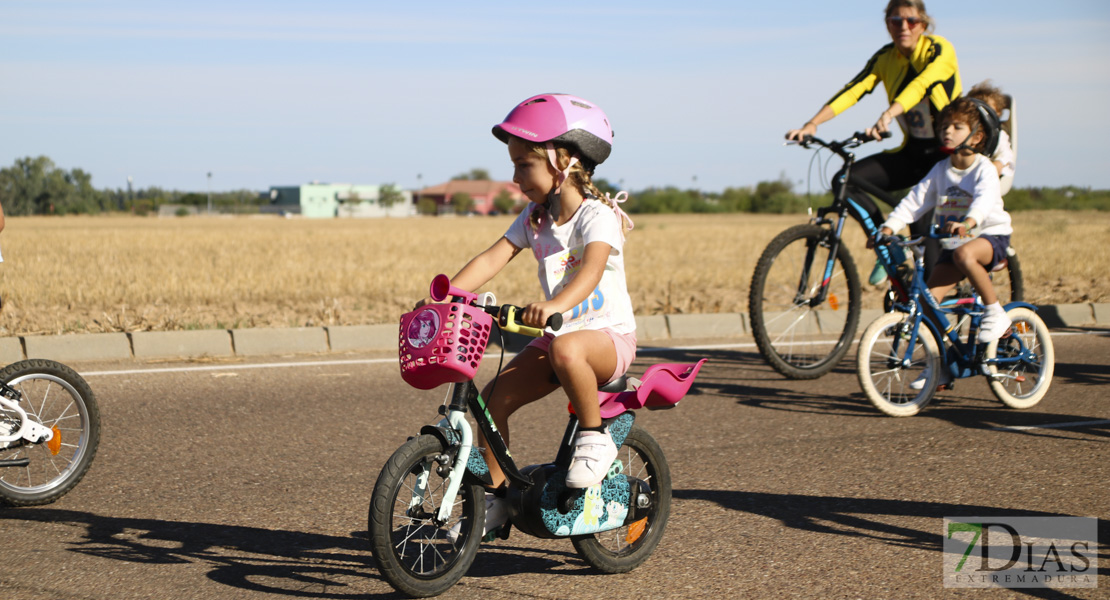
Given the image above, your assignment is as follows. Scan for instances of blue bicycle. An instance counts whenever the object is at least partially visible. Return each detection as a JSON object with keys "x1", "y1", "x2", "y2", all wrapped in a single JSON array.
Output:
[{"x1": 855, "y1": 233, "x2": 1053, "y2": 417}]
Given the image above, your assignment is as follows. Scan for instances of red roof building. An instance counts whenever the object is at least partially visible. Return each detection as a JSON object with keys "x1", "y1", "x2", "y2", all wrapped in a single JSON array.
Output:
[{"x1": 417, "y1": 180, "x2": 525, "y2": 215}]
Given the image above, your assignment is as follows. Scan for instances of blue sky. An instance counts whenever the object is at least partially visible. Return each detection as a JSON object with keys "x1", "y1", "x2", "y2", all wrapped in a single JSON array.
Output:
[{"x1": 2, "y1": 1, "x2": 1108, "y2": 194}]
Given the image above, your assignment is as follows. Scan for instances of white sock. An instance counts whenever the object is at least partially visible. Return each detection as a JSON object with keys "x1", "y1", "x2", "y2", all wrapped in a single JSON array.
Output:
[{"x1": 985, "y1": 302, "x2": 1005, "y2": 315}]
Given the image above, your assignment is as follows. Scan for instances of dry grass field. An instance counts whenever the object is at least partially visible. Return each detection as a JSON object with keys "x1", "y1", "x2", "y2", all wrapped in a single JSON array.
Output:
[{"x1": 1, "y1": 211, "x2": 1106, "y2": 336}]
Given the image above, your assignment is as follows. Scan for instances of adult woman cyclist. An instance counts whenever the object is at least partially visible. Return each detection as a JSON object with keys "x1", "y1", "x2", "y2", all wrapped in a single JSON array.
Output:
[{"x1": 785, "y1": 0, "x2": 961, "y2": 278}]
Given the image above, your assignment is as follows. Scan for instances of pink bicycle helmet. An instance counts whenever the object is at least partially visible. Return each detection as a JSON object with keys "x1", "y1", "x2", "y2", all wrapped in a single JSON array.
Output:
[{"x1": 492, "y1": 93, "x2": 613, "y2": 170}]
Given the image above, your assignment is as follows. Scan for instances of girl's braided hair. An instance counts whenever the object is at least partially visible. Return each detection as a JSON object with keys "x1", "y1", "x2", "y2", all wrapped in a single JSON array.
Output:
[{"x1": 525, "y1": 141, "x2": 633, "y2": 238}]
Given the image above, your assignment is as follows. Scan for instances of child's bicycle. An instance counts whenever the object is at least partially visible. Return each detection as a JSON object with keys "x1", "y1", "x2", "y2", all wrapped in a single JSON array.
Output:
[
  {"x1": 0, "y1": 359, "x2": 100, "y2": 505},
  {"x1": 748, "y1": 132, "x2": 1023, "y2": 380},
  {"x1": 856, "y1": 232, "x2": 1053, "y2": 417},
  {"x1": 368, "y1": 275, "x2": 707, "y2": 597}
]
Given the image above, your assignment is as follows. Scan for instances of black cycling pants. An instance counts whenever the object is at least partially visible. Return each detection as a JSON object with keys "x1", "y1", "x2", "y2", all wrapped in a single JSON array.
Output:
[{"x1": 834, "y1": 137, "x2": 946, "y2": 279}]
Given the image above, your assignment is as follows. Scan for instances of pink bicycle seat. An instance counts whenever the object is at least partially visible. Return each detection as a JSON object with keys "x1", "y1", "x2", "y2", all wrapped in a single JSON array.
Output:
[{"x1": 596, "y1": 359, "x2": 708, "y2": 418}]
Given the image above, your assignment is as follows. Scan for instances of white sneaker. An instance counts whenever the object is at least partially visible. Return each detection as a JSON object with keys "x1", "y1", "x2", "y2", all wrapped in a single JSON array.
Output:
[
  {"x1": 447, "y1": 492, "x2": 508, "y2": 543},
  {"x1": 978, "y1": 306, "x2": 1012, "y2": 344},
  {"x1": 565, "y1": 428, "x2": 619, "y2": 489},
  {"x1": 909, "y1": 366, "x2": 952, "y2": 391}
]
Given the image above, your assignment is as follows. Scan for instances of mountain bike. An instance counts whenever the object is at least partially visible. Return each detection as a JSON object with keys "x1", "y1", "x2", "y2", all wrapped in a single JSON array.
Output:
[
  {"x1": 368, "y1": 275, "x2": 707, "y2": 597},
  {"x1": 856, "y1": 232, "x2": 1052, "y2": 417},
  {"x1": 0, "y1": 359, "x2": 101, "y2": 506},
  {"x1": 748, "y1": 132, "x2": 1023, "y2": 380}
]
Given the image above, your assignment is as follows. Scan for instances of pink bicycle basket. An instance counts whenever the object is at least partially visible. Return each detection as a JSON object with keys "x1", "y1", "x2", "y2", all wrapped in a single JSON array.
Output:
[{"x1": 399, "y1": 302, "x2": 493, "y2": 390}]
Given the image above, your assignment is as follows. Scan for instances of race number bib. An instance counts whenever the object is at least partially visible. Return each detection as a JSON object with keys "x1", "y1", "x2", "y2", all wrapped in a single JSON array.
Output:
[
  {"x1": 543, "y1": 246, "x2": 632, "y2": 334},
  {"x1": 899, "y1": 99, "x2": 935, "y2": 139}
]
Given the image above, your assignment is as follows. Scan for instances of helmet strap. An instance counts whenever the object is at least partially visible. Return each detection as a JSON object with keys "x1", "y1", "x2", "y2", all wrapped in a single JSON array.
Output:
[
  {"x1": 941, "y1": 121, "x2": 981, "y2": 155},
  {"x1": 543, "y1": 142, "x2": 579, "y2": 220}
]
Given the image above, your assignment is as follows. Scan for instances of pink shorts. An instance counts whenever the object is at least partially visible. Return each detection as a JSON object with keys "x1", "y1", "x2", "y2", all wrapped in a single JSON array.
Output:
[{"x1": 526, "y1": 328, "x2": 638, "y2": 385}]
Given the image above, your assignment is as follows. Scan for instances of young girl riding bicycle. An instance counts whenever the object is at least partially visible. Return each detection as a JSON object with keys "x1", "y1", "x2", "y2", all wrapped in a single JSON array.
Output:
[
  {"x1": 876, "y1": 96, "x2": 1013, "y2": 349},
  {"x1": 416, "y1": 93, "x2": 636, "y2": 531}
]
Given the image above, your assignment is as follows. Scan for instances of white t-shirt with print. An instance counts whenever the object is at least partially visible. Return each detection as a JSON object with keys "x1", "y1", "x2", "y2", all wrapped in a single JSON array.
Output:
[
  {"x1": 882, "y1": 153, "x2": 1013, "y2": 237},
  {"x1": 504, "y1": 198, "x2": 636, "y2": 335}
]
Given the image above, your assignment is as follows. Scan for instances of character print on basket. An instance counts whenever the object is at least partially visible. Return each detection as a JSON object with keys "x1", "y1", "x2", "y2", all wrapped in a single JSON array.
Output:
[{"x1": 405, "y1": 308, "x2": 440, "y2": 349}]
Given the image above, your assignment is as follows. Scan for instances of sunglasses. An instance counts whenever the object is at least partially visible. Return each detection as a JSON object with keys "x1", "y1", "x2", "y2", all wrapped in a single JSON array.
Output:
[{"x1": 887, "y1": 16, "x2": 923, "y2": 28}]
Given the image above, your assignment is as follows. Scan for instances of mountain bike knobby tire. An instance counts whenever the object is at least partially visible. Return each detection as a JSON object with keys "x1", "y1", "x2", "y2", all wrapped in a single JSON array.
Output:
[{"x1": 749, "y1": 224, "x2": 862, "y2": 380}]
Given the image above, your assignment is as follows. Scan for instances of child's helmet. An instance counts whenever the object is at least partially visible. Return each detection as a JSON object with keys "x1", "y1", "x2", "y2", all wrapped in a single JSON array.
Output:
[
  {"x1": 969, "y1": 97, "x2": 1001, "y2": 157},
  {"x1": 939, "y1": 97, "x2": 1000, "y2": 156},
  {"x1": 492, "y1": 94, "x2": 613, "y2": 170}
]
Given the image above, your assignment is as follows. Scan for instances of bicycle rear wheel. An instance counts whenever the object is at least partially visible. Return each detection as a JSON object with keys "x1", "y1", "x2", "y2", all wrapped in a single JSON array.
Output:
[
  {"x1": 985, "y1": 307, "x2": 1053, "y2": 409},
  {"x1": 0, "y1": 359, "x2": 100, "y2": 506},
  {"x1": 749, "y1": 224, "x2": 862, "y2": 379},
  {"x1": 993, "y1": 249, "x2": 1024, "y2": 304},
  {"x1": 368, "y1": 434, "x2": 484, "y2": 597},
  {"x1": 572, "y1": 425, "x2": 670, "y2": 573},
  {"x1": 856, "y1": 312, "x2": 941, "y2": 417}
]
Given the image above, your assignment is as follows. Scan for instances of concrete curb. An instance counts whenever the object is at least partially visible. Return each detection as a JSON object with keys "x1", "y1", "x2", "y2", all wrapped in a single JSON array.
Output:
[
  {"x1": 1, "y1": 302, "x2": 1105, "y2": 364},
  {"x1": 132, "y1": 330, "x2": 233, "y2": 360}
]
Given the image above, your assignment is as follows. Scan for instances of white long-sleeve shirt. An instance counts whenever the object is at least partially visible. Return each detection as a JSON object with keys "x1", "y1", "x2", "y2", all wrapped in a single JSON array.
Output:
[{"x1": 882, "y1": 153, "x2": 1013, "y2": 237}]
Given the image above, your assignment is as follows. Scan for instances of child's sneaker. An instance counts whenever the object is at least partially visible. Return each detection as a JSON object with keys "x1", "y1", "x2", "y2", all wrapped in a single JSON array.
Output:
[
  {"x1": 447, "y1": 492, "x2": 508, "y2": 543},
  {"x1": 909, "y1": 366, "x2": 952, "y2": 391},
  {"x1": 868, "y1": 258, "x2": 887, "y2": 285},
  {"x1": 565, "y1": 428, "x2": 618, "y2": 488},
  {"x1": 978, "y1": 305, "x2": 1012, "y2": 344}
]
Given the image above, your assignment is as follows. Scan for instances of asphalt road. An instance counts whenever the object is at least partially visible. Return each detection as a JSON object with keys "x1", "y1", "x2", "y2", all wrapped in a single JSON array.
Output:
[{"x1": 2, "y1": 329, "x2": 1108, "y2": 599}]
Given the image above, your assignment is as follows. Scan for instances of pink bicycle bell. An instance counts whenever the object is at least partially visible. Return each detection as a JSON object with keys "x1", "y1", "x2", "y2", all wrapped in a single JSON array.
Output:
[{"x1": 399, "y1": 275, "x2": 493, "y2": 390}]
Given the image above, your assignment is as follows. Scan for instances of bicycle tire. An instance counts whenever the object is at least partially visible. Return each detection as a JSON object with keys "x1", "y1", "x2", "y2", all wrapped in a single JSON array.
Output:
[
  {"x1": 368, "y1": 434, "x2": 484, "y2": 597},
  {"x1": 985, "y1": 307, "x2": 1054, "y2": 409},
  {"x1": 0, "y1": 359, "x2": 100, "y2": 507},
  {"x1": 856, "y1": 312, "x2": 941, "y2": 417},
  {"x1": 571, "y1": 425, "x2": 670, "y2": 573},
  {"x1": 749, "y1": 224, "x2": 862, "y2": 379}
]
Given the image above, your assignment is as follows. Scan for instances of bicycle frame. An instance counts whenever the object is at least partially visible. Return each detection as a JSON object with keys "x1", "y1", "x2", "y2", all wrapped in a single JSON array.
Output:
[
  {"x1": 0, "y1": 381, "x2": 54, "y2": 451},
  {"x1": 884, "y1": 237, "x2": 1040, "y2": 381},
  {"x1": 800, "y1": 134, "x2": 911, "y2": 306}
]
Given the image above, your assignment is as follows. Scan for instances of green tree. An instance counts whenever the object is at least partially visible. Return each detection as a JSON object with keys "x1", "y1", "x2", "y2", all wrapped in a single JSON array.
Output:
[
  {"x1": 417, "y1": 196, "x2": 438, "y2": 215},
  {"x1": 451, "y1": 192, "x2": 474, "y2": 215},
  {"x1": 0, "y1": 156, "x2": 109, "y2": 215},
  {"x1": 378, "y1": 183, "x2": 405, "y2": 212},
  {"x1": 451, "y1": 168, "x2": 491, "y2": 181},
  {"x1": 492, "y1": 189, "x2": 516, "y2": 214}
]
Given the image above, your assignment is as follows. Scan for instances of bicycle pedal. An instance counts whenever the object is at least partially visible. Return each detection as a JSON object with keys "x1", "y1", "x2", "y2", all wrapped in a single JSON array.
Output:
[{"x1": 483, "y1": 523, "x2": 511, "y2": 542}]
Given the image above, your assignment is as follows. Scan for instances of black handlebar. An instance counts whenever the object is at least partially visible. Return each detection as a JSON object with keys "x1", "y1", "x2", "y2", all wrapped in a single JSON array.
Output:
[{"x1": 799, "y1": 130, "x2": 892, "y2": 157}]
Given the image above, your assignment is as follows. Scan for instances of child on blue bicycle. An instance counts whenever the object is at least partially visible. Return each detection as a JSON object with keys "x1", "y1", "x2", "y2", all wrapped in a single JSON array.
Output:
[
  {"x1": 876, "y1": 96, "x2": 1013, "y2": 345},
  {"x1": 417, "y1": 94, "x2": 636, "y2": 532}
]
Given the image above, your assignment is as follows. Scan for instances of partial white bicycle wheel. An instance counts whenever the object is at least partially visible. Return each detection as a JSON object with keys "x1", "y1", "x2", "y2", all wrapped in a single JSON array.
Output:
[
  {"x1": 857, "y1": 312, "x2": 941, "y2": 417},
  {"x1": 985, "y1": 307, "x2": 1054, "y2": 409}
]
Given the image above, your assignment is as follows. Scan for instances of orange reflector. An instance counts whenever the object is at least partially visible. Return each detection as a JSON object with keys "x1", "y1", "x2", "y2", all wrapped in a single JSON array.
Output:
[
  {"x1": 626, "y1": 517, "x2": 648, "y2": 544},
  {"x1": 1015, "y1": 322, "x2": 1029, "y2": 334},
  {"x1": 828, "y1": 294, "x2": 839, "y2": 311},
  {"x1": 1015, "y1": 376, "x2": 1026, "y2": 382},
  {"x1": 48, "y1": 425, "x2": 61, "y2": 456}
]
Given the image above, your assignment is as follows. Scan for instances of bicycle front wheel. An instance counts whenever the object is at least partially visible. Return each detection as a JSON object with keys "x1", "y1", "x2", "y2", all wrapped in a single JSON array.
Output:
[
  {"x1": 857, "y1": 312, "x2": 941, "y2": 417},
  {"x1": 572, "y1": 425, "x2": 671, "y2": 573},
  {"x1": 749, "y1": 224, "x2": 862, "y2": 379},
  {"x1": 0, "y1": 359, "x2": 100, "y2": 507},
  {"x1": 985, "y1": 307, "x2": 1054, "y2": 409},
  {"x1": 368, "y1": 435, "x2": 484, "y2": 598}
]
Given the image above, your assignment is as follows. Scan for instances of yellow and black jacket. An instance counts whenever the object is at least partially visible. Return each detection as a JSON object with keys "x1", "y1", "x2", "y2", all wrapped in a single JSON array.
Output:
[{"x1": 827, "y1": 34, "x2": 961, "y2": 143}]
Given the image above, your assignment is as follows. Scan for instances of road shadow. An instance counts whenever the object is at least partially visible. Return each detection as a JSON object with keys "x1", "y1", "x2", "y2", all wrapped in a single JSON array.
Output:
[
  {"x1": 0, "y1": 507, "x2": 604, "y2": 596},
  {"x1": 0, "y1": 508, "x2": 401, "y2": 599},
  {"x1": 650, "y1": 345, "x2": 1110, "y2": 440},
  {"x1": 673, "y1": 488, "x2": 1107, "y2": 599}
]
